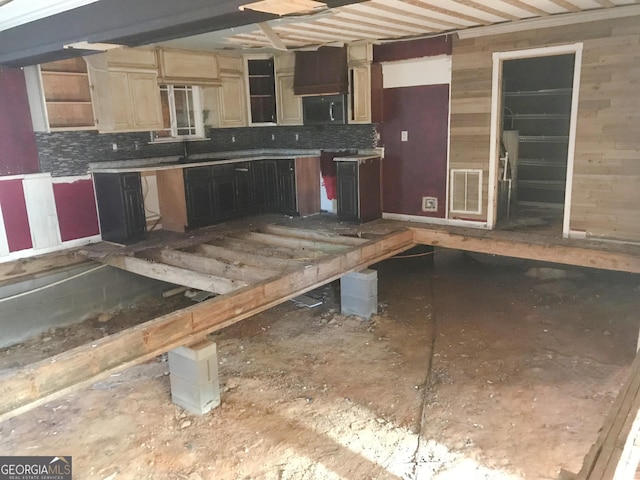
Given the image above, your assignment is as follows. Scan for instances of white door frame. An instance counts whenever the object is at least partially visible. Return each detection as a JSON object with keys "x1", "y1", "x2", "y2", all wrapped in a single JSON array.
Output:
[{"x1": 488, "y1": 43, "x2": 583, "y2": 237}]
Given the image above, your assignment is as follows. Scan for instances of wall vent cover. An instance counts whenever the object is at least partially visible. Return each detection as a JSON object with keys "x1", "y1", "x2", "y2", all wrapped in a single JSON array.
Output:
[
  {"x1": 422, "y1": 196, "x2": 438, "y2": 212},
  {"x1": 450, "y1": 169, "x2": 482, "y2": 214}
]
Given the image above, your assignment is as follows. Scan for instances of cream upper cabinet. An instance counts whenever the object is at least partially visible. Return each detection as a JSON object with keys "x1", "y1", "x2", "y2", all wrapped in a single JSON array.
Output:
[
  {"x1": 276, "y1": 74, "x2": 302, "y2": 125},
  {"x1": 347, "y1": 43, "x2": 373, "y2": 124},
  {"x1": 86, "y1": 51, "x2": 163, "y2": 133},
  {"x1": 274, "y1": 52, "x2": 302, "y2": 126},
  {"x1": 349, "y1": 65, "x2": 371, "y2": 124},
  {"x1": 217, "y1": 74, "x2": 247, "y2": 127},
  {"x1": 212, "y1": 54, "x2": 247, "y2": 128},
  {"x1": 158, "y1": 48, "x2": 220, "y2": 85},
  {"x1": 106, "y1": 47, "x2": 158, "y2": 69}
]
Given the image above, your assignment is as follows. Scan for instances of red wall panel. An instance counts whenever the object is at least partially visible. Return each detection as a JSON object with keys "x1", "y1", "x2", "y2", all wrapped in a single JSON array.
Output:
[
  {"x1": 381, "y1": 84, "x2": 450, "y2": 218},
  {"x1": 53, "y1": 179, "x2": 99, "y2": 242},
  {"x1": 0, "y1": 68, "x2": 40, "y2": 176},
  {"x1": 0, "y1": 179, "x2": 33, "y2": 252}
]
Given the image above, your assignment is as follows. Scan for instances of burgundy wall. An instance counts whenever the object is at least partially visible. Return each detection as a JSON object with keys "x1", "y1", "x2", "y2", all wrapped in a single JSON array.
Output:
[
  {"x1": 0, "y1": 179, "x2": 33, "y2": 252},
  {"x1": 380, "y1": 84, "x2": 449, "y2": 218},
  {"x1": 53, "y1": 179, "x2": 100, "y2": 241},
  {"x1": 0, "y1": 68, "x2": 40, "y2": 176}
]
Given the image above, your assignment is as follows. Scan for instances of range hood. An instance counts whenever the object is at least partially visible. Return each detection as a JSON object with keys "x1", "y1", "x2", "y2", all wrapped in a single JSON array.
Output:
[{"x1": 293, "y1": 45, "x2": 347, "y2": 96}]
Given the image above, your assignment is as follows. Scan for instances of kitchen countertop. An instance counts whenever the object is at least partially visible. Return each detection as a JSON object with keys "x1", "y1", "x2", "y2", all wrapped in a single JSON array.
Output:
[
  {"x1": 88, "y1": 148, "x2": 383, "y2": 174},
  {"x1": 89, "y1": 149, "x2": 323, "y2": 173},
  {"x1": 333, "y1": 154, "x2": 381, "y2": 162}
]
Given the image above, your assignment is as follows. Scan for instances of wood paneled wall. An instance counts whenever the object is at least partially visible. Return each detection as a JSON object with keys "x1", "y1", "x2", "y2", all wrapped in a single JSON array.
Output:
[{"x1": 449, "y1": 16, "x2": 640, "y2": 242}]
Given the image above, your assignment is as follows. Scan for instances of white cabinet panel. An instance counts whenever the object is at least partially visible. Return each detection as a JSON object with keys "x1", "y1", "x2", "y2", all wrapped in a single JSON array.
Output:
[{"x1": 23, "y1": 174, "x2": 61, "y2": 250}]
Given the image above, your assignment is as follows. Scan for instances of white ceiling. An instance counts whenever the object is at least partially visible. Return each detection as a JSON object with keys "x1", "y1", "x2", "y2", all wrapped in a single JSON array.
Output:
[
  {"x1": 0, "y1": 0, "x2": 99, "y2": 31},
  {"x1": 159, "y1": 0, "x2": 640, "y2": 51},
  {"x1": 2, "y1": 0, "x2": 639, "y2": 55}
]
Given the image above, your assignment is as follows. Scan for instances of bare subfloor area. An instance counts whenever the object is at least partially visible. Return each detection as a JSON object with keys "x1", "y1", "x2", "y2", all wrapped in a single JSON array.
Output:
[{"x1": 1, "y1": 250, "x2": 639, "y2": 479}]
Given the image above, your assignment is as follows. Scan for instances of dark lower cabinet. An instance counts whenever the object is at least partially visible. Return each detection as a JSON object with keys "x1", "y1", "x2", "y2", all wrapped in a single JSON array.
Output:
[
  {"x1": 278, "y1": 159, "x2": 297, "y2": 215},
  {"x1": 212, "y1": 164, "x2": 238, "y2": 221},
  {"x1": 184, "y1": 166, "x2": 216, "y2": 228},
  {"x1": 336, "y1": 156, "x2": 382, "y2": 223},
  {"x1": 253, "y1": 160, "x2": 297, "y2": 214},
  {"x1": 232, "y1": 163, "x2": 255, "y2": 216},
  {"x1": 184, "y1": 162, "x2": 258, "y2": 228},
  {"x1": 94, "y1": 172, "x2": 146, "y2": 244},
  {"x1": 336, "y1": 162, "x2": 359, "y2": 220}
]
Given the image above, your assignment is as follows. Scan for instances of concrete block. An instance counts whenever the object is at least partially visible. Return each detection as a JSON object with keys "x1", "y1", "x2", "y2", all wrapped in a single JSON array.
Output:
[
  {"x1": 341, "y1": 269, "x2": 378, "y2": 319},
  {"x1": 168, "y1": 340, "x2": 221, "y2": 415},
  {"x1": 170, "y1": 375, "x2": 220, "y2": 415},
  {"x1": 341, "y1": 293, "x2": 377, "y2": 319},
  {"x1": 168, "y1": 350, "x2": 219, "y2": 385},
  {"x1": 341, "y1": 269, "x2": 378, "y2": 297}
]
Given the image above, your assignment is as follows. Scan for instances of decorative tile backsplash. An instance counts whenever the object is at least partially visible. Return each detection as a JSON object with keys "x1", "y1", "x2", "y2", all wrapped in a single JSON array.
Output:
[{"x1": 36, "y1": 124, "x2": 377, "y2": 177}]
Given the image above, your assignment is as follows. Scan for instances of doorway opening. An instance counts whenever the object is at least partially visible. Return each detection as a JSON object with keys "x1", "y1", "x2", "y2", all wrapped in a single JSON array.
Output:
[{"x1": 496, "y1": 53, "x2": 576, "y2": 235}]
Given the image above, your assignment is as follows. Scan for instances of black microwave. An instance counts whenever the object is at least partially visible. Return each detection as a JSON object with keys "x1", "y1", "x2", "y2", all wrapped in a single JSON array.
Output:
[{"x1": 302, "y1": 95, "x2": 346, "y2": 125}]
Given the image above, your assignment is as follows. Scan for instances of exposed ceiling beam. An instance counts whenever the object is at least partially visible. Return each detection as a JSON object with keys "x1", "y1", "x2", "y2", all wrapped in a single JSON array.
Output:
[
  {"x1": 499, "y1": 0, "x2": 550, "y2": 17},
  {"x1": 548, "y1": 0, "x2": 581, "y2": 12},
  {"x1": 457, "y1": 3, "x2": 640, "y2": 39},
  {"x1": 451, "y1": 0, "x2": 520, "y2": 21},
  {"x1": 363, "y1": 1, "x2": 467, "y2": 29},
  {"x1": 396, "y1": 0, "x2": 491, "y2": 26}
]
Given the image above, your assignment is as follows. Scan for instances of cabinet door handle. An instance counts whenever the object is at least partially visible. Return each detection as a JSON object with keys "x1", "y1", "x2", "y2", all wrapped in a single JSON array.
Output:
[
  {"x1": 235, "y1": 168, "x2": 249, "y2": 172},
  {"x1": 329, "y1": 102, "x2": 335, "y2": 122}
]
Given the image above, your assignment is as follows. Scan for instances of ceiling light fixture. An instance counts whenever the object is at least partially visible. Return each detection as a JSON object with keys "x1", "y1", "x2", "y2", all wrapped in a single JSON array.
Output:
[{"x1": 239, "y1": 0, "x2": 326, "y2": 16}]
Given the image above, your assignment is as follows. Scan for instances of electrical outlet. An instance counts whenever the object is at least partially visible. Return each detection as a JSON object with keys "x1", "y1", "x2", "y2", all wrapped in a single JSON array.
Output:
[
  {"x1": 271, "y1": 133, "x2": 275, "y2": 141},
  {"x1": 401, "y1": 131, "x2": 408, "y2": 142},
  {"x1": 422, "y1": 196, "x2": 438, "y2": 212},
  {"x1": 112, "y1": 143, "x2": 118, "y2": 151},
  {"x1": 295, "y1": 133, "x2": 299, "y2": 141},
  {"x1": 231, "y1": 135, "x2": 236, "y2": 143}
]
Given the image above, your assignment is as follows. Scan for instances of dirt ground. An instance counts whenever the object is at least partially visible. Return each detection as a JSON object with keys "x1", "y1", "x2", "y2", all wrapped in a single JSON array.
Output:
[{"x1": 1, "y1": 249, "x2": 639, "y2": 480}]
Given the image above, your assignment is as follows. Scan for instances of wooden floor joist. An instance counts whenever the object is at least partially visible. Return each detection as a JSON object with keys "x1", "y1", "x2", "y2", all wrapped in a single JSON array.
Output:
[
  {"x1": 410, "y1": 226, "x2": 640, "y2": 274},
  {"x1": 190, "y1": 243, "x2": 301, "y2": 271},
  {"x1": 259, "y1": 225, "x2": 368, "y2": 247},
  {"x1": 236, "y1": 231, "x2": 351, "y2": 253},
  {"x1": 142, "y1": 248, "x2": 275, "y2": 283},
  {"x1": 0, "y1": 228, "x2": 416, "y2": 422},
  {"x1": 101, "y1": 254, "x2": 249, "y2": 294}
]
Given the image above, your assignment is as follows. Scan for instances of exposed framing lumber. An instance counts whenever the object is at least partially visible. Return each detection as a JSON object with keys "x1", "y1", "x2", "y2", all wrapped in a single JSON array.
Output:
[
  {"x1": 142, "y1": 248, "x2": 275, "y2": 283},
  {"x1": 259, "y1": 225, "x2": 368, "y2": 247},
  {"x1": 358, "y1": 2, "x2": 466, "y2": 29},
  {"x1": 577, "y1": 351, "x2": 640, "y2": 479},
  {"x1": 236, "y1": 231, "x2": 350, "y2": 253},
  {"x1": 191, "y1": 243, "x2": 301, "y2": 271},
  {"x1": 215, "y1": 237, "x2": 325, "y2": 261},
  {"x1": 0, "y1": 250, "x2": 88, "y2": 286},
  {"x1": 548, "y1": 0, "x2": 581, "y2": 12},
  {"x1": 498, "y1": 0, "x2": 550, "y2": 16},
  {"x1": 397, "y1": 0, "x2": 491, "y2": 26},
  {"x1": 101, "y1": 255, "x2": 248, "y2": 294},
  {"x1": 452, "y1": 0, "x2": 519, "y2": 21},
  {"x1": 0, "y1": 229, "x2": 415, "y2": 422},
  {"x1": 410, "y1": 227, "x2": 640, "y2": 274}
]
